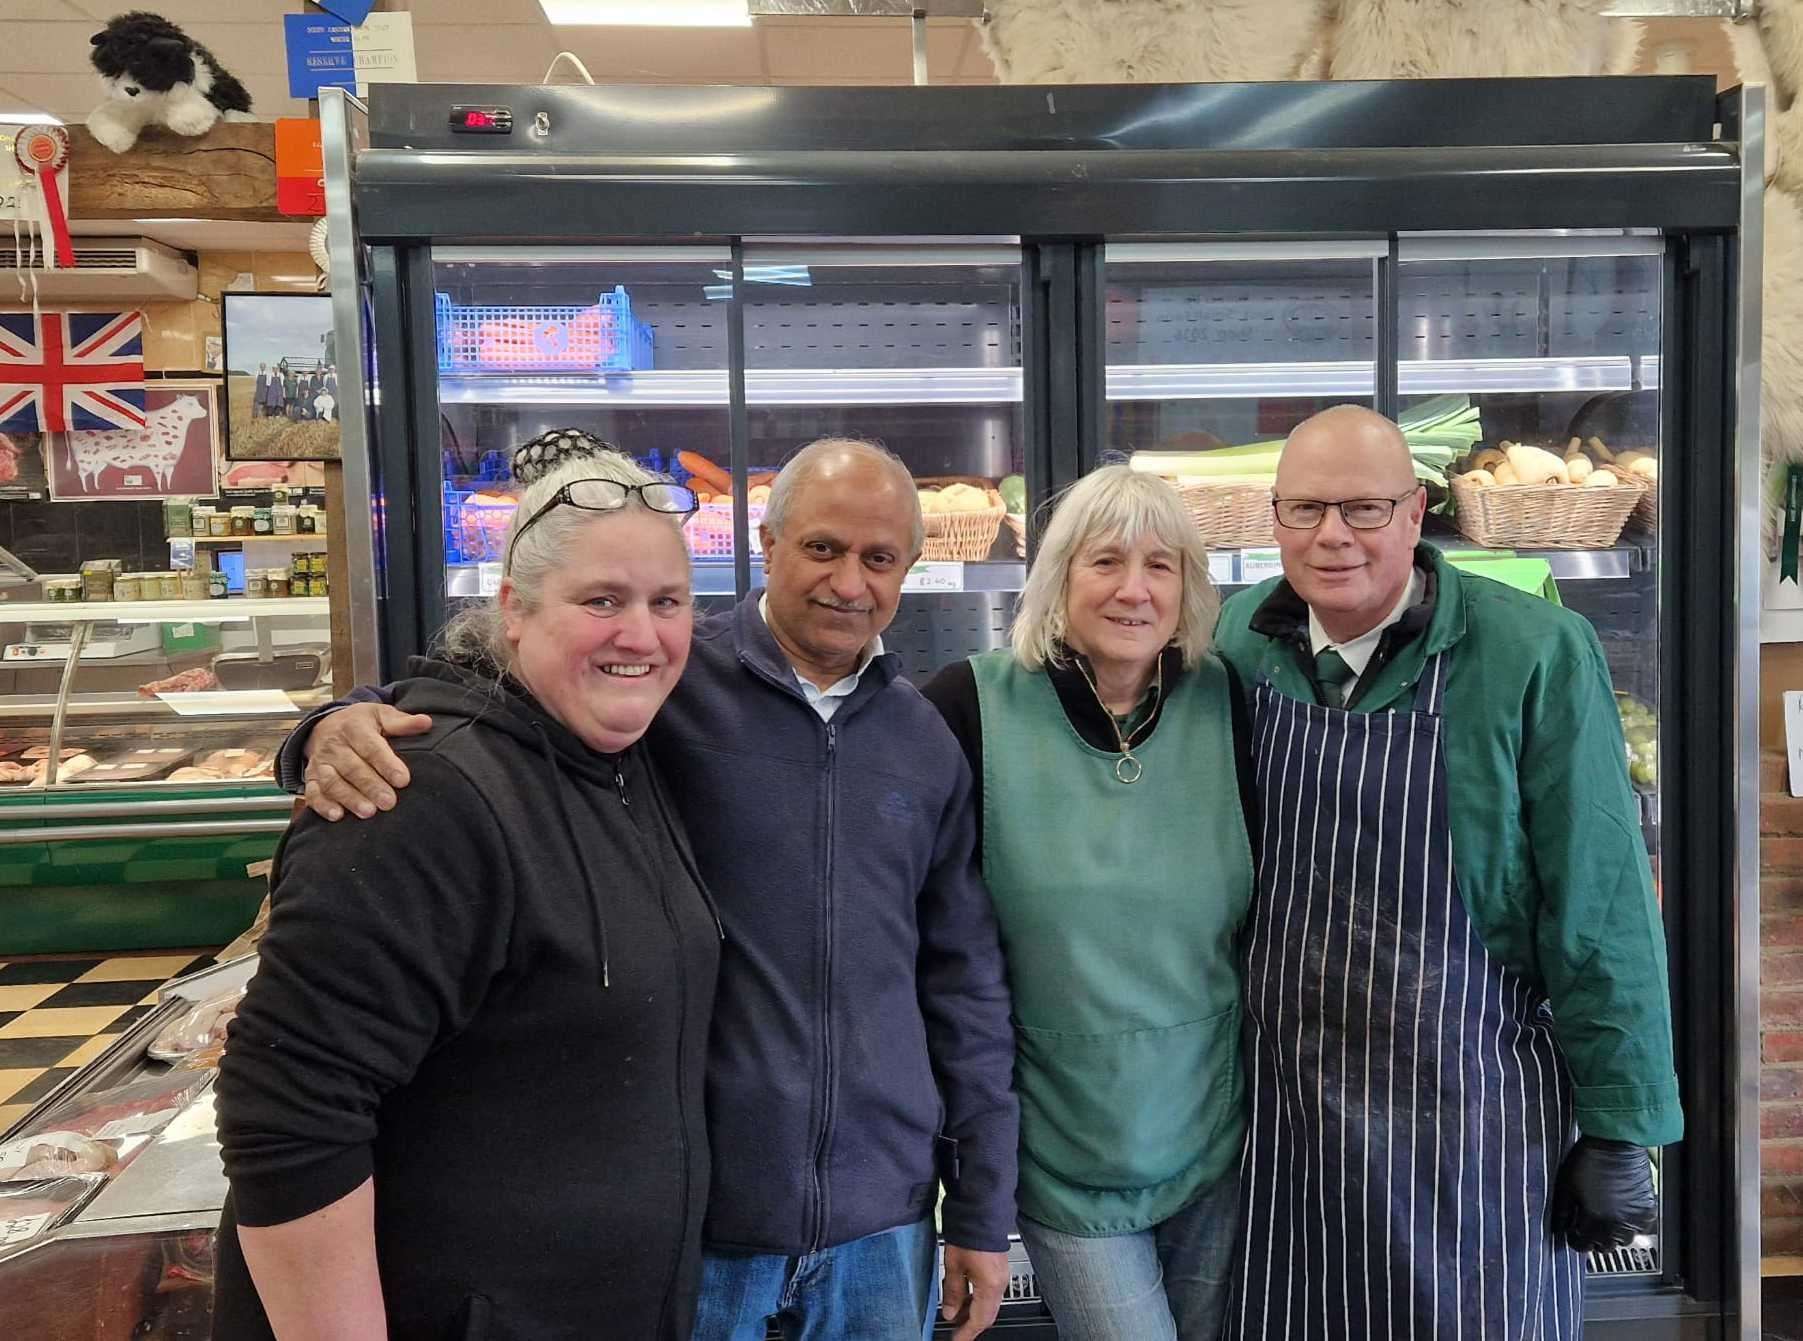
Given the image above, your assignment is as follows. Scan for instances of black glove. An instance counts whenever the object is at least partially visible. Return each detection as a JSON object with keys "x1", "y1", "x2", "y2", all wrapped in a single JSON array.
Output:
[{"x1": 1552, "y1": 1135, "x2": 1657, "y2": 1251}]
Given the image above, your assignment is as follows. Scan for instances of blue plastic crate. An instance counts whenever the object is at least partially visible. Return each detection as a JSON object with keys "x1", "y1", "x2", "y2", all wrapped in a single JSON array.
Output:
[{"x1": 434, "y1": 286, "x2": 654, "y2": 375}]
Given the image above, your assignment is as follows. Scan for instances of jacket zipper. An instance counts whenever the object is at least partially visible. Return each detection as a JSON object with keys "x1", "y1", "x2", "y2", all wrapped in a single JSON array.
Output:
[
  {"x1": 617, "y1": 759, "x2": 693, "y2": 1339},
  {"x1": 809, "y1": 720, "x2": 838, "y2": 1252}
]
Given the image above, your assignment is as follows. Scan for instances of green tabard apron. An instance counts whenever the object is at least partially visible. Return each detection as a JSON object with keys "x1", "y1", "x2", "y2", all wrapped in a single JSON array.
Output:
[{"x1": 971, "y1": 649, "x2": 1254, "y2": 1235}]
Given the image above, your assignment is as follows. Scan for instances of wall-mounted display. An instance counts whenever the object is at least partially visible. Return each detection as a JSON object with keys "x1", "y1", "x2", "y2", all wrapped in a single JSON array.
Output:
[
  {"x1": 221, "y1": 293, "x2": 340, "y2": 461},
  {"x1": 48, "y1": 380, "x2": 220, "y2": 502},
  {"x1": 0, "y1": 431, "x2": 48, "y2": 500}
]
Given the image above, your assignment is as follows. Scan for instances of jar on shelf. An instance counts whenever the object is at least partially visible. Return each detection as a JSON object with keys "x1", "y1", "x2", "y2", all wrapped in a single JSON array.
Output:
[
  {"x1": 272, "y1": 503, "x2": 297, "y2": 535},
  {"x1": 245, "y1": 570, "x2": 269, "y2": 599},
  {"x1": 267, "y1": 571, "x2": 291, "y2": 598},
  {"x1": 208, "y1": 509, "x2": 231, "y2": 538},
  {"x1": 113, "y1": 573, "x2": 143, "y2": 602},
  {"x1": 157, "y1": 572, "x2": 184, "y2": 600},
  {"x1": 230, "y1": 507, "x2": 255, "y2": 537},
  {"x1": 181, "y1": 570, "x2": 210, "y2": 600},
  {"x1": 296, "y1": 505, "x2": 319, "y2": 534},
  {"x1": 252, "y1": 507, "x2": 273, "y2": 536},
  {"x1": 47, "y1": 578, "x2": 81, "y2": 603},
  {"x1": 79, "y1": 561, "x2": 117, "y2": 602},
  {"x1": 207, "y1": 569, "x2": 228, "y2": 599},
  {"x1": 189, "y1": 506, "x2": 213, "y2": 538}
]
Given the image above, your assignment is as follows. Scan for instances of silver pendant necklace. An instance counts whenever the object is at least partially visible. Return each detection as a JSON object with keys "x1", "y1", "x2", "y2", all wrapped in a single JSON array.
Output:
[{"x1": 1077, "y1": 658, "x2": 1161, "y2": 785}]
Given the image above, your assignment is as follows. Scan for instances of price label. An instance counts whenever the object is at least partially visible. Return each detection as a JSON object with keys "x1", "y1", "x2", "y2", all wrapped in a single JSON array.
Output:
[
  {"x1": 0, "y1": 1212, "x2": 53, "y2": 1247},
  {"x1": 1239, "y1": 549, "x2": 1285, "y2": 585},
  {"x1": 1207, "y1": 552, "x2": 1237, "y2": 586},
  {"x1": 901, "y1": 562, "x2": 964, "y2": 594},
  {"x1": 477, "y1": 563, "x2": 503, "y2": 597}
]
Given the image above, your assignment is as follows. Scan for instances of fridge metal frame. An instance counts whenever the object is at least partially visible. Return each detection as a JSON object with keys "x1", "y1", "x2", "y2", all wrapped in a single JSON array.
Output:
[{"x1": 321, "y1": 76, "x2": 1762, "y2": 1339}]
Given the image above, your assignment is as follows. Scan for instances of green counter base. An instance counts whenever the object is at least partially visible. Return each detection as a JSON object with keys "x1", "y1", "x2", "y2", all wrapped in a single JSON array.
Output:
[{"x1": 0, "y1": 880, "x2": 267, "y2": 956}]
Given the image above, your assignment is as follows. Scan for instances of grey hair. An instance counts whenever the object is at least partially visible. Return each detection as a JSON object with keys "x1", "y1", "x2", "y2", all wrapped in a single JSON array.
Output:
[
  {"x1": 1010, "y1": 465, "x2": 1220, "y2": 671},
  {"x1": 438, "y1": 448, "x2": 683, "y2": 668},
  {"x1": 764, "y1": 437, "x2": 925, "y2": 556}
]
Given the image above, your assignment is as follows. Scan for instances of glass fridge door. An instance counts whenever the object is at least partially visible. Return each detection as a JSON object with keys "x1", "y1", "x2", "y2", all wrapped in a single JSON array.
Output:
[
  {"x1": 1103, "y1": 243, "x2": 1382, "y2": 586},
  {"x1": 740, "y1": 243, "x2": 1025, "y2": 679},
  {"x1": 430, "y1": 248, "x2": 739, "y2": 604},
  {"x1": 1397, "y1": 233, "x2": 1664, "y2": 1281}
]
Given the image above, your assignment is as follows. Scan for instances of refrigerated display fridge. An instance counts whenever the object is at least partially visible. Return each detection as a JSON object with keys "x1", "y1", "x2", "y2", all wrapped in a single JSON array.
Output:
[{"x1": 283, "y1": 76, "x2": 1764, "y2": 1338}]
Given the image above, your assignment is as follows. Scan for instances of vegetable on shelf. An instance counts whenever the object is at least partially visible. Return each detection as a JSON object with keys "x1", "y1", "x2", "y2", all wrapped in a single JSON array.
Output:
[
  {"x1": 1450, "y1": 434, "x2": 1655, "y2": 492},
  {"x1": 1125, "y1": 393, "x2": 1480, "y2": 495},
  {"x1": 1617, "y1": 692, "x2": 1658, "y2": 790}
]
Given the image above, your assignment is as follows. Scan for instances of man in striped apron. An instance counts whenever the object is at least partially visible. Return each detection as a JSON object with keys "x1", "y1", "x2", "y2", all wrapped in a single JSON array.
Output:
[{"x1": 1213, "y1": 406, "x2": 1683, "y2": 1340}]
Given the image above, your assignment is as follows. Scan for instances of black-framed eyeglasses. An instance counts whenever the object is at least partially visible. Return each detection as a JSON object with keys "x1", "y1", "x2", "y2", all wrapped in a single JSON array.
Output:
[
  {"x1": 1272, "y1": 491, "x2": 1418, "y2": 531},
  {"x1": 507, "y1": 478, "x2": 700, "y2": 565}
]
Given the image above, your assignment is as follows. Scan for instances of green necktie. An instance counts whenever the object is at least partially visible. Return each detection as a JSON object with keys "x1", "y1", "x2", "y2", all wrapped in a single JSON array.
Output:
[{"x1": 1315, "y1": 647, "x2": 1355, "y2": 709}]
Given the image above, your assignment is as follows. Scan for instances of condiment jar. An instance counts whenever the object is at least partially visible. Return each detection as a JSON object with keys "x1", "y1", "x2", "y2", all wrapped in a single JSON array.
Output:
[
  {"x1": 245, "y1": 570, "x2": 269, "y2": 599},
  {"x1": 181, "y1": 571, "x2": 209, "y2": 600},
  {"x1": 252, "y1": 507, "x2": 273, "y2": 536},
  {"x1": 207, "y1": 569, "x2": 228, "y2": 599},
  {"x1": 267, "y1": 571, "x2": 291, "y2": 598},
  {"x1": 272, "y1": 504, "x2": 297, "y2": 535},
  {"x1": 158, "y1": 572, "x2": 183, "y2": 600},
  {"x1": 208, "y1": 509, "x2": 231, "y2": 538},
  {"x1": 230, "y1": 507, "x2": 255, "y2": 537},
  {"x1": 113, "y1": 573, "x2": 143, "y2": 602},
  {"x1": 296, "y1": 506, "x2": 319, "y2": 534}
]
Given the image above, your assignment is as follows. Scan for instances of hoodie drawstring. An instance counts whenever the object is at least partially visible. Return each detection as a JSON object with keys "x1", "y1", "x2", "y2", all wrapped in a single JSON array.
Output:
[{"x1": 534, "y1": 722, "x2": 612, "y2": 990}]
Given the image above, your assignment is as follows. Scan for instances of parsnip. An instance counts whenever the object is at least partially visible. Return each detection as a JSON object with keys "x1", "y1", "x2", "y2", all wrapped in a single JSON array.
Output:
[
  {"x1": 1493, "y1": 462, "x2": 1520, "y2": 485},
  {"x1": 1463, "y1": 468, "x2": 1498, "y2": 487},
  {"x1": 1566, "y1": 455, "x2": 1594, "y2": 483},
  {"x1": 1587, "y1": 436, "x2": 1616, "y2": 463},
  {"x1": 1505, "y1": 443, "x2": 1569, "y2": 486}
]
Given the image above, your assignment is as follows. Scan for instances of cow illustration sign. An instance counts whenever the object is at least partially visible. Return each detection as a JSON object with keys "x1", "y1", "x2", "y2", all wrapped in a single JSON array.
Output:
[{"x1": 48, "y1": 380, "x2": 221, "y2": 501}]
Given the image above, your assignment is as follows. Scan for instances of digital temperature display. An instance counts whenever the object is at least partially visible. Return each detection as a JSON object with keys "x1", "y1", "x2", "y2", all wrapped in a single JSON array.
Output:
[{"x1": 449, "y1": 106, "x2": 513, "y2": 134}]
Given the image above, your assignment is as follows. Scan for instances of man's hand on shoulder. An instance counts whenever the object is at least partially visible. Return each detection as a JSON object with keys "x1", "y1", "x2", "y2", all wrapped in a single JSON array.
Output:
[
  {"x1": 303, "y1": 703, "x2": 432, "y2": 822},
  {"x1": 940, "y1": 1244, "x2": 1008, "y2": 1341}
]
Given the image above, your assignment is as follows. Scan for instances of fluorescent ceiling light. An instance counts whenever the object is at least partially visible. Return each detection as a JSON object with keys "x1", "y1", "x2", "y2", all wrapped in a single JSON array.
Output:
[
  {"x1": 538, "y1": 0, "x2": 751, "y2": 24},
  {"x1": 0, "y1": 113, "x2": 63, "y2": 125}
]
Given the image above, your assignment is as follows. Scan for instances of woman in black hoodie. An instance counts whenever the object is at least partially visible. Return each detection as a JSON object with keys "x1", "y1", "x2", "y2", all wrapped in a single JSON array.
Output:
[{"x1": 213, "y1": 435, "x2": 720, "y2": 1341}]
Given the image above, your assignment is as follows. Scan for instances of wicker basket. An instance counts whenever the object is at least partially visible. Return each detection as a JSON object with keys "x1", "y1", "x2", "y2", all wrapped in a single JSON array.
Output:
[
  {"x1": 1173, "y1": 480, "x2": 1276, "y2": 548},
  {"x1": 1449, "y1": 473, "x2": 1645, "y2": 549},
  {"x1": 922, "y1": 491, "x2": 1006, "y2": 562},
  {"x1": 1003, "y1": 512, "x2": 1027, "y2": 558},
  {"x1": 1631, "y1": 485, "x2": 1658, "y2": 530}
]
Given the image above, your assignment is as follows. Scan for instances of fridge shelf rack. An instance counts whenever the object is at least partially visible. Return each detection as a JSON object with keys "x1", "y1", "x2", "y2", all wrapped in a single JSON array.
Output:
[{"x1": 434, "y1": 286, "x2": 654, "y2": 375}]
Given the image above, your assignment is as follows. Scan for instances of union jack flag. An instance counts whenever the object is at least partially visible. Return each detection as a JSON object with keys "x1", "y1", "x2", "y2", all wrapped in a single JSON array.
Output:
[{"x1": 0, "y1": 311, "x2": 146, "y2": 434}]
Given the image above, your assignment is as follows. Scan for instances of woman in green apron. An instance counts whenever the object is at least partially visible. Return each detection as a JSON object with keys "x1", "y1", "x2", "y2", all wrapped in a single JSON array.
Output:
[{"x1": 921, "y1": 466, "x2": 1255, "y2": 1341}]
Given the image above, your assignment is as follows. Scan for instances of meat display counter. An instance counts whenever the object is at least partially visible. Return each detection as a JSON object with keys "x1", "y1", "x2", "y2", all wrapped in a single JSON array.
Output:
[{"x1": 0, "y1": 593, "x2": 320, "y2": 954}]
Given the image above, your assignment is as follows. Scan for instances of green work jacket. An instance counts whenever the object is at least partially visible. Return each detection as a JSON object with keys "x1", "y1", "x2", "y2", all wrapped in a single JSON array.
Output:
[{"x1": 1214, "y1": 545, "x2": 1683, "y2": 1148}]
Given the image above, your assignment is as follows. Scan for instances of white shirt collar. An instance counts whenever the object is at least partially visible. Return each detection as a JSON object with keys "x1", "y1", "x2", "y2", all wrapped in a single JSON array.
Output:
[
  {"x1": 1308, "y1": 568, "x2": 1425, "y2": 679},
  {"x1": 757, "y1": 593, "x2": 884, "y2": 716}
]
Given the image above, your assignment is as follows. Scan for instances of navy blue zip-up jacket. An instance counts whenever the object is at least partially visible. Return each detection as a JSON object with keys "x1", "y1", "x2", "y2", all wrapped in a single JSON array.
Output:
[{"x1": 279, "y1": 595, "x2": 1020, "y2": 1255}]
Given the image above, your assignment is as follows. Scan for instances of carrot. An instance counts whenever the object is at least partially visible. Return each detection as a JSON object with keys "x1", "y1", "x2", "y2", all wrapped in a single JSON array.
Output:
[{"x1": 678, "y1": 451, "x2": 732, "y2": 495}]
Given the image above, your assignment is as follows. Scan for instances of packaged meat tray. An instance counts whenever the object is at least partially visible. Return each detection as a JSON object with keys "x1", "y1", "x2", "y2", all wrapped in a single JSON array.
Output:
[{"x1": 149, "y1": 988, "x2": 244, "y2": 1064}]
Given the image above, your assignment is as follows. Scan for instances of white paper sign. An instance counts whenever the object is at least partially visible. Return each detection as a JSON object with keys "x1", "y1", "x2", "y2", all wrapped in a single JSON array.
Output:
[
  {"x1": 1239, "y1": 549, "x2": 1285, "y2": 585},
  {"x1": 478, "y1": 562, "x2": 504, "y2": 597},
  {"x1": 0, "y1": 1212, "x2": 53, "y2": 1247},
  {"x1": 1786, "y1": 691, "x2": 1803, "y2": 799},
  {"x1": 901, "y1": 562, "x2": 964, "y2": 594},
  {"x1": 352, "y1": 13, "x2": 417, "y2": 95},
  {"x1": 1208, "y1": 552, "x2": 1237, "y2": 586},
  {"x1": 157, "y1": 690, "x2": 297, "y2": 717}
]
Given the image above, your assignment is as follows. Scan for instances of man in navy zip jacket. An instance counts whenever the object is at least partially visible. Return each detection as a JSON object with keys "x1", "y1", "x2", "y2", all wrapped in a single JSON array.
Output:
[{"x1": 283, "y1": 437, "x2": 1019, "y2": 1340}]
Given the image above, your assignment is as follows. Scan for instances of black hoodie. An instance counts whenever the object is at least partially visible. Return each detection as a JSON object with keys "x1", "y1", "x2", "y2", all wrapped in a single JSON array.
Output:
[{"x1": 213, "y1": 658, "x2": 720, "y2": 1341}]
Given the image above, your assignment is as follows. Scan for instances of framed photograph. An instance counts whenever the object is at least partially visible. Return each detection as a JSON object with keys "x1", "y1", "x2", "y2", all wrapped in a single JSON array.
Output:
[
  {"x1": 47, "y1": 380, "x2": 221, "y2": 501},
  {"x1": 204, "y1": 335, "x2": 224, "y2": 374},
  {"x1": 222, "y1": 292, "x2": 341, "y2": 461},
  {"x1": 0, "y1": 431, "x2": 48, "y2": 500}
]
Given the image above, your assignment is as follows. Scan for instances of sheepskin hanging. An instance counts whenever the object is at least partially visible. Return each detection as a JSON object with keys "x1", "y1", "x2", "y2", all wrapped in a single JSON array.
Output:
[
  {"x1": 978, "y1": 0, "x2": 1332, "y2": 84},
  {"x1": 1322, "y1": 0, "x2": 1640, "y2": 78}
]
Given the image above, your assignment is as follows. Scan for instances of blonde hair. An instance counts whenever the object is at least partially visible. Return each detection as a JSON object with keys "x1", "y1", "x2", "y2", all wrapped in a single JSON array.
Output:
[
  {"x1": 439, "y1": 448, "x2": 684, "y2": 667},
  {"x1": 1010, "y1": 466, "x2": 1219, "y2": 671}
]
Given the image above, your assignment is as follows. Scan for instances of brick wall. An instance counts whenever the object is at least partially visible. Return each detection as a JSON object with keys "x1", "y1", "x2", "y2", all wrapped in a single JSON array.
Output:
[{"x1": 1766, "y1": 749, "x2": 1803, "y2": 1257}]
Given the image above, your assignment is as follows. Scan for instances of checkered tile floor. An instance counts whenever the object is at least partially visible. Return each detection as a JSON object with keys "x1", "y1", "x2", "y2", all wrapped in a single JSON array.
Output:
[{"x1": 0, "y1": 952, "x2": 215, "y2": 1131}]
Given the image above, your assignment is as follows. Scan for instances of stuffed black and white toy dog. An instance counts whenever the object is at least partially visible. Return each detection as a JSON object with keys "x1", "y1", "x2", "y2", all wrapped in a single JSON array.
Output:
[{"x1": 87, "y1": 12, "x2": 254, "y2": 154}]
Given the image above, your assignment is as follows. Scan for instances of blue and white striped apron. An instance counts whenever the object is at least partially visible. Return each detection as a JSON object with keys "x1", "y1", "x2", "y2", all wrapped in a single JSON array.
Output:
[{"x1": 1227, "y1": 652, "x2": 1584, "y2": 1341}]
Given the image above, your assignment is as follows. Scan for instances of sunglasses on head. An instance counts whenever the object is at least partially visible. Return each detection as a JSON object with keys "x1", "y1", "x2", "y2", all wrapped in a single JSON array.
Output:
[{"x1": 506, "y1": 478, "x2": 699, "y2": 567}]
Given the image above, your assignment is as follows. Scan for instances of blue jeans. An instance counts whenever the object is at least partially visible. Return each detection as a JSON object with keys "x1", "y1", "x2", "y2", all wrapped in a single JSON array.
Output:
[
  {"x1": 1017, "y1": 1171, "x2": 1241, "y2": 1341},
  {"x1": 691, "y1": 1217, "x2": 940, "y2": 1341}
]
